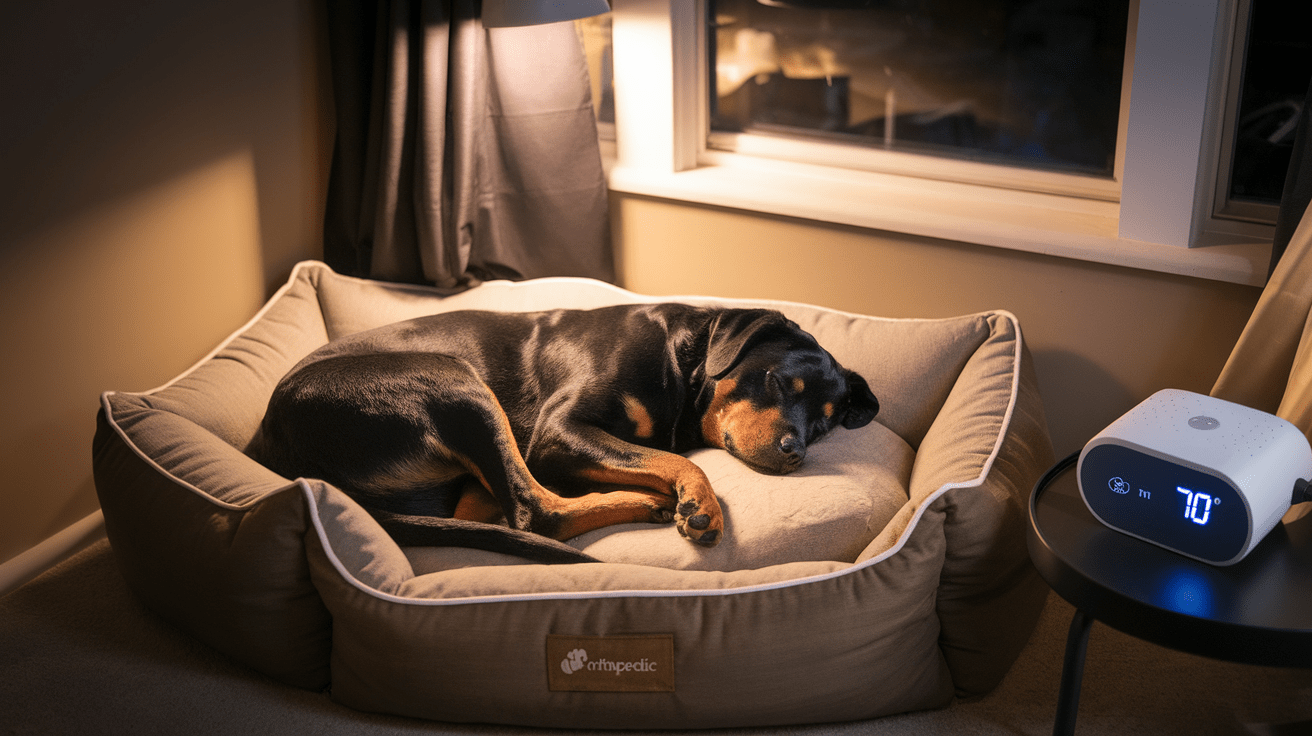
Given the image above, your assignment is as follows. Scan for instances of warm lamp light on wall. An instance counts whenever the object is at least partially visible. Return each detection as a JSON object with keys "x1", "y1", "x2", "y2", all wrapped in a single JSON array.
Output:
[{"x1": 481, "y1": 0, "x2": 610, "y2": 28}]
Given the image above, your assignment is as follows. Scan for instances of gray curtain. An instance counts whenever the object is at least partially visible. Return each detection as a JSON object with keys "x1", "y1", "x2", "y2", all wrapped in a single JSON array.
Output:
[{"x1": 323, "y1": 0, "x2": 614, "y2": 288}]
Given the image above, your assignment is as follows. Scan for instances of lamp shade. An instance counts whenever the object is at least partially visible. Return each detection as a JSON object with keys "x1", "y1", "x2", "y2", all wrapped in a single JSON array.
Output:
[{"x1": 482, "y1": 0, "x2": 610, "y2": 28}]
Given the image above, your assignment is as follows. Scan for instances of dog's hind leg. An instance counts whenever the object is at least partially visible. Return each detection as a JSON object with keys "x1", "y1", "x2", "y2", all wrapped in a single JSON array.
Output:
[
  {"x1": 432, "y1": 390, "x2": 678, "y2": 541},
  {"x1": 259, "y1": 352, "x2": 675, "y2": 543}
]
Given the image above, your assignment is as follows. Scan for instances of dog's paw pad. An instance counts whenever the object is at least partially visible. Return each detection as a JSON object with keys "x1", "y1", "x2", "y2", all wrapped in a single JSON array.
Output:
[
  {"x1": 674, "y1": 511, "x2": 722, "y2": 546},
  {"x1": 673, "y1": 480, "x2": 723, "y2": 546}
]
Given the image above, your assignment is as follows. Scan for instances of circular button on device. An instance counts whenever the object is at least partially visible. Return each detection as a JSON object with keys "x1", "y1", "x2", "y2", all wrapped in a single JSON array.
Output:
[{"x1": 1188, "y1": 416, "x2": 1220, "y2": 431}]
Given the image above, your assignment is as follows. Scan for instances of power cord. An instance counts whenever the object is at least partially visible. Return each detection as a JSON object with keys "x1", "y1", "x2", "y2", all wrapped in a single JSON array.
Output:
[{"x1": 1294, "y1": 478, "x2": 1312, "y2": 505}]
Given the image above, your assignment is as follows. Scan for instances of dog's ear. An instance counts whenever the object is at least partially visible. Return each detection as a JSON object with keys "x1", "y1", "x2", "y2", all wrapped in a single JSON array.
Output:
[
  {"x1": 705, "y1": 310, "x2": 793, "y2": 378},
  {"x1": 840, "y1": 369, "x2": 879, "y2": 429}
]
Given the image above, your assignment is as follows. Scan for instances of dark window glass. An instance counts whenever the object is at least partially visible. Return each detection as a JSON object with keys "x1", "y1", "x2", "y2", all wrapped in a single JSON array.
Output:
[
  {"x1": 1225, "y1": 0, "x2": 1312, "y2": 206},
  {"x1": 710, "y1": 0, "x2": 1129, "y2": 177}
]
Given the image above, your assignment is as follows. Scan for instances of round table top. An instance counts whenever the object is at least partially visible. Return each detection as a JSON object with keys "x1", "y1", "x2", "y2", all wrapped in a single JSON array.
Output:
[{"x1": 1027, "y1": 453, "x2": 1312, "y2": 667}]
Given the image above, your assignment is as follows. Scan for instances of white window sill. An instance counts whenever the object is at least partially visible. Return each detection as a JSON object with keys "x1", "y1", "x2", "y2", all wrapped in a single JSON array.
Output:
[{"x1": 606, "y1": 151, "x2": 1272, "y2": 287}]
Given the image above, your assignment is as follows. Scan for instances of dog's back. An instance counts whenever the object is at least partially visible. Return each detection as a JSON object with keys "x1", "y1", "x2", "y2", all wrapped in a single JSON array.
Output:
[{"x1": 283, "y1": 304, "x2": 719, "y2": 454}]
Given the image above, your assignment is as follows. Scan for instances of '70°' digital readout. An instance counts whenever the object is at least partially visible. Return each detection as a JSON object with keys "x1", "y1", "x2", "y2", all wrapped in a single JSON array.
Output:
[{"x1": 1080, "y1": 444, "x2": 1248, "y2": 564}]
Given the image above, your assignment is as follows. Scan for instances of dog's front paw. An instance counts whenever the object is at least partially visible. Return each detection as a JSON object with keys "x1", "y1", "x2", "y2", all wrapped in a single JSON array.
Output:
[{"x1": 673, "y1": 485, "x2": 723, "y2": 547}]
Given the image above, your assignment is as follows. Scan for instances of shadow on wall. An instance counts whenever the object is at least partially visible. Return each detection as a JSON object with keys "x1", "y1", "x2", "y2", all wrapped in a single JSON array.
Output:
[
  {"x1": 0, "y1": 0, "x2": 328, "y2": 565},
  {"x1": 1032, "y1": 349, "x2": 1137, "y2": 459},
  {"x1": 0, "y1": 0, "x2": 326, "y2": 287}
]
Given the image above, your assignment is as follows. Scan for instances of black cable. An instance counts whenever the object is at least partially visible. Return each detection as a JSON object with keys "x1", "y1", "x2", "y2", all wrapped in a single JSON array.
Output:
[{"x1": 1293, "y1": 478, "x2": 1312, "y2": 506}]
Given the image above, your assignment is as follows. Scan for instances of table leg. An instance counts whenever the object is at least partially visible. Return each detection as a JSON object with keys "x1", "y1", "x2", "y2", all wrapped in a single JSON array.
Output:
[{"x1": 1053, "y1": 608, "x2": 1094, "y2": 736}]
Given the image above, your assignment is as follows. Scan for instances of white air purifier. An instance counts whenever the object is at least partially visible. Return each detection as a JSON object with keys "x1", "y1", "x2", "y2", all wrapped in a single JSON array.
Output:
[{"x1": 1077, "y1": 389, "x2": 1312, "y2": 566}]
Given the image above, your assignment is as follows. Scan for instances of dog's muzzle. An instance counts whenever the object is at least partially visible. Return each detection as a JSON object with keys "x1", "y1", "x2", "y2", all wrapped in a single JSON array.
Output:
[{"x1": 725, "y1": 431, "x2": 805, "y2": 475}]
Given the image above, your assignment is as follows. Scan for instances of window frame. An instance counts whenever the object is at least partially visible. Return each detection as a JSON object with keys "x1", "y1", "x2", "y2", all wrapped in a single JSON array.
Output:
[
  {"x1": 1210, "y1": 0, "x2": 1283, "y2": 227},
  {"x1": 606, "y1": 0, "x2": 1274, "y2": 287}
]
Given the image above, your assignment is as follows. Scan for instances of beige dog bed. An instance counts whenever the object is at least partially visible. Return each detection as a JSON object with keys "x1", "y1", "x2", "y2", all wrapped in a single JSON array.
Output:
[{"x1": 93, "y1": 261, "x2": 1053, "y2": 728}]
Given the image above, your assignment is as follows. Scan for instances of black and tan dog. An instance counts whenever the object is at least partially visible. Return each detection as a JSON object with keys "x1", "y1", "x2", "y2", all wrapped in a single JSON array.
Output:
[{"x1": 247, "y1": 304, "x2": 879, "y2": 562}]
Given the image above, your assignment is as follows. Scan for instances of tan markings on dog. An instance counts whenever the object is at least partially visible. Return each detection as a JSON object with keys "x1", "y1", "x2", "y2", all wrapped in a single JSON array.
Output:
[
  {"x1": 445, "y1": 398, "x2": 570, "y2": 524},
  {"x1": 547, "y1": 490, "x2": 676, "y2": 539},
  {"x1": 823, "y1": 402, "x2": 834, "y2": 417},
  {"x1": 621, "y1": 393, "x2": 655, "y2": 439},
  {"x1": 575, "y1": 455, "x2": 721, "y2": 541},
  {"x1": 700, "y1": 378, "x2": 737, "y2": 447},
  {"x1": 454, "y1": 483, "x2": 504, "y2": 524},
  {"x1": 719, "y1": 401, "x2": 785, "y2": 457},
  {"x1": 792, "y1": 377, "x2": 805, "y2": 393},
  {"x1": 578, "y1": 453, "x2": 711, "y2": 497}
]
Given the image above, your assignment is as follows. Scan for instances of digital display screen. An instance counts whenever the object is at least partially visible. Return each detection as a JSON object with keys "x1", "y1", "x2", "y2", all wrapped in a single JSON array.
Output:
[{"x1": 1080, "y1": 444, "x2": 1249, "y2": 563}]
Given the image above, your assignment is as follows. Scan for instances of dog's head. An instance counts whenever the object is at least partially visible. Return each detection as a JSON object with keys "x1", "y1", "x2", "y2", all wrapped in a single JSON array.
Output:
[{"x1": 700, "y1": 309, "x2": 879, "y2": 474}]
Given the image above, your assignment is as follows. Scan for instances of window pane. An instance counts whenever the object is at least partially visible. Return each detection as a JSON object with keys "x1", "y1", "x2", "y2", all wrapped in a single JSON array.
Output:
[
  {"x1": 1225, "y1": 0, "x2": 1311, "y2": 206},
  {"x1": 709, "y1": 0, "x2": 1128, "y2": 177}
]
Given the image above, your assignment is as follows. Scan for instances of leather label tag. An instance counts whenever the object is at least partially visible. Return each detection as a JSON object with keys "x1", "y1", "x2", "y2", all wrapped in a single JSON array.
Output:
[{"x1": 547, "y1": 634, "x2": 675, "y2": 692}]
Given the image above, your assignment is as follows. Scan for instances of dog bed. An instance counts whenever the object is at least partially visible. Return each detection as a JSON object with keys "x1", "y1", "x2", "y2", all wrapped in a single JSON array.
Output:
[{"x1": 93, "y1": 261, "x2": 1054, "y2": 728}]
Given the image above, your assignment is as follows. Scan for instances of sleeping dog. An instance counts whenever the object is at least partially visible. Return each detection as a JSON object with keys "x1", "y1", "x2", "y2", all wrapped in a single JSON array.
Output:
[{"x1": 247, "y1": 304, "x2": 879, "y2": 562}]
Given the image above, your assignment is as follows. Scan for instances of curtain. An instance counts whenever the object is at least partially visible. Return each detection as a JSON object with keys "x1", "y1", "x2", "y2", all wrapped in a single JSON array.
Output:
[
  {"x1": 323, "y1": 0, "x2": 615, "y2": 288},
  {"x1": 1213, "y1": 207, "x2": 1312, "y2": 435},
  {"x1": 1213, "y1": 74, "x2": 1312, "y2": 433}
]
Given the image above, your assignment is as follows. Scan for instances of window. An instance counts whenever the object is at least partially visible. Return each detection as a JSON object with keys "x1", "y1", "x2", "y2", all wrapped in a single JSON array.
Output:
[
  {"x1": 1212, "y1": 0, "x2": 1312, "y2": 225},
  {"x1": 606, "y1": 0, "x2": 1275, "y2": 287},
  {"x1": 709, "y1": 0, "x2": 1128, "y2": 180}
]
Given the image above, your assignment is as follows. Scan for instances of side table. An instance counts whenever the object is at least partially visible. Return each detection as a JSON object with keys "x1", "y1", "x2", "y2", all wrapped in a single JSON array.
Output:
[{"x1": 1027, "y1": 452, "x2": 1312, "y2": 736}]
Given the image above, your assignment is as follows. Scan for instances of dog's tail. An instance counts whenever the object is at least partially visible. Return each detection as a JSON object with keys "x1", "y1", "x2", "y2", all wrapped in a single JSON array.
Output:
[{"x1": 367, "y1": 510, "x2": 598, "y2": 565}]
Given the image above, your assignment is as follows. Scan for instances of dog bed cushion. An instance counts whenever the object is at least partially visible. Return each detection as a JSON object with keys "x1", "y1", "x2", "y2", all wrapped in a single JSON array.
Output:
[{"x1": 93, "y1": 261, "x2": 1054, "y2": 727}]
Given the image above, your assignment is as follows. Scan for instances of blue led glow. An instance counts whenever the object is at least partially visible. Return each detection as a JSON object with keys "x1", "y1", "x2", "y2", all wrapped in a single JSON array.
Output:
[{"x1": 1158, "y1": 569, "x2": 1215, "y2": 617}]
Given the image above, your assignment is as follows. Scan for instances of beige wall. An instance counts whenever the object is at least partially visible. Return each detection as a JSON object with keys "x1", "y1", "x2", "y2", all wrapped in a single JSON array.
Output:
[
  {"x1": 612, "y1": 194, "x2": 1263, "y2": 459},
  {"x1": 0, "y1": 0, "x2": 329, "y2": 564}
]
